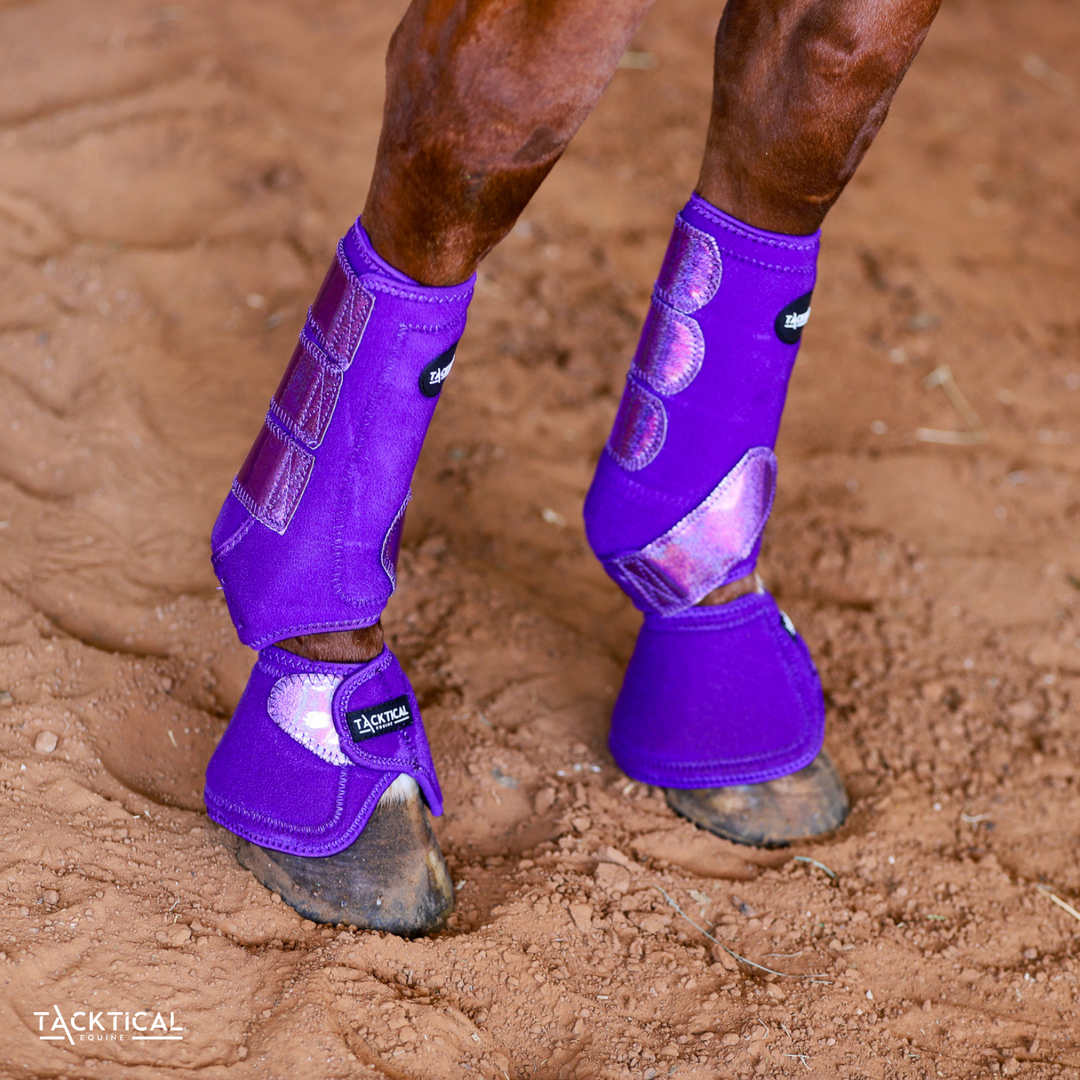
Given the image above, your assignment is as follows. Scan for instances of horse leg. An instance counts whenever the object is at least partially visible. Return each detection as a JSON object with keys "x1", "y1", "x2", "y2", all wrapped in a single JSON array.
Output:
[
  {"x1": 205, "y1": 0, "x2": 654, "y2": 934},
  {"x1": 585, "y1": 0, "x2": 940, "y2": 846}
]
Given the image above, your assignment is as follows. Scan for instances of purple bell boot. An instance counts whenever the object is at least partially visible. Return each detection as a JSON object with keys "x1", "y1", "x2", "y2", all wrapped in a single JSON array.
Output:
[
  {"x1": 204, "y1": 220, "x2": 473, "y2": 866},
  {"x1": 584, "y1": 193, "x2": 826, "y2": 793}
]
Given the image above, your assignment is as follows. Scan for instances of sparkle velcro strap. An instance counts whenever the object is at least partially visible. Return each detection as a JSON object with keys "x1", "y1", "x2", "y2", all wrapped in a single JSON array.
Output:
[
  {"x1": 308, "y1": 247, "x2": 375, "y2": 365},
  {"x1": 604, "y1": 447, "x2": 776, "y2": 615},
  {"x1": 232, "y1": 419, "x2": 315, "y2": 535},
  {"x1": 633, "y1": 303, "x2": 704, "y2": 396},
  {"x1": 654, "y1": 216, "x2": 722, "y2": 312},
  {"x1": 607, "y1": 381, "x2": 668, "y2": 471},
  {"x1": 269, "y1": 333, "x2": 343, "y2": 449}
]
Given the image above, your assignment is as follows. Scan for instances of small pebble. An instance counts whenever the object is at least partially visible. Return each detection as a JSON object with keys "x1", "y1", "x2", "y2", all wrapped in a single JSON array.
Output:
[
  {"x1": 34, "y1": 731, "x2": 58, "y2": 754},
  {"x1": 42, "y1": 890, "x2": 59, "y2": 905},
  {"x1": 569, "y1": 903, "x2": 593, "y2": 932},
  {"x1": 594, "y1": 863, "x2": 631, "y2": 895},
  {"x1": 301, "y1": 919, "x2": 316, "y2": 930},
  {"x1": 237, "y1": 1046, "x2": 248, "y2": 1060}
]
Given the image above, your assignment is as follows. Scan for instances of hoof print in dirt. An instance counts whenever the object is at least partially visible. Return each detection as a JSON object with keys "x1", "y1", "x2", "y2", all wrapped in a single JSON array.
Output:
[
  {"x1": 236, "y1": 785, "x2": 454, "y2": 937},
  {"x1": 664, "y1": 749, "x2": 850, "y2": 848}
]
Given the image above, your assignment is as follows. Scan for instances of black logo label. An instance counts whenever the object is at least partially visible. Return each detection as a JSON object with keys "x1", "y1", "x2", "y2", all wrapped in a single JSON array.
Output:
[
  {"x1": 345, "y1": 694, "x2": 414, "y2": 742},
  {"x1": 418, "y1": 343, "x2": 458, "y2": 398},
  {"x1": 774, "y1": 291, "x2": 813, "y2": 345}
]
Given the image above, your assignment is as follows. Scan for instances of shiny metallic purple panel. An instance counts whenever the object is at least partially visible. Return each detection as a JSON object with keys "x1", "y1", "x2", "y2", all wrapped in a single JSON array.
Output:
[
  {"x1": 633, "y1": 302, "x2": 704, "y2": 395},
  {"x1": 268, "y1": 673, "x2": 349, "y2": 766},
  {"x1": 607, "y1": 380, "x2": 667, "y2": 471},
  {"x1": 308, "y1": 251, "x2": 375, "y2": 365},
  {"x1": 270, "y1": 336, "x2": 343, "y2": 449},
  {"x1": 609, "y1": 447, "x2": 777, "y2": 613},
  {"x1": 654, "y1": 217, "x2": 722, "y2": 314},
  {"x1": 233, "y1": 422, "x2": 315, "y2": 535}
]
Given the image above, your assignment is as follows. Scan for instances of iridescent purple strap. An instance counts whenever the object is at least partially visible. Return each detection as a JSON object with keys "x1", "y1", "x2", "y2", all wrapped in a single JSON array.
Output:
[
  {"x1": 632, "y1": 304, "x2": 704, "y2": 396},
  {"x1": 236, "y1": 243, "x2": 373, "y2": 531},
  {"x1": 268, "y1": 672, "x2": 348, "y2": 765},
  {"x1": 654, "y1": 217, "x2": 722, "y2": 314},
  {"x1": 269, "y1": 334, "x2": 343, "y2": 449},
  {"x1": 232, "y1": 420, "x2": 315, "y2": 535},
  {"x1": 307, "y1": 245, "x2": 375, "y2": 366},
  {"x1": 603, "y1": 447, "x2": 777, "y2": 615},
  {"x1": 607, "y1": 381, "x2": 668, "y2": 471}
]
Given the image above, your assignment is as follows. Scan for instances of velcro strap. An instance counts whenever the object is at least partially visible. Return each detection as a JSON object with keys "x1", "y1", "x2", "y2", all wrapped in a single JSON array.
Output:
[
  {"x1": 654, "y1": 216, "x2": 722, "y2": 313},
  {"x1": 232, "y1": 418, "x2": 315, "y2": 535},
  {"x1": 330, "y1": 649, "x2": 426, "y2": 776},
  {"x1": 632, "y1": 302, "x2": 704, "y2": 396},
  {"x1": 269, "y1": 333, "x2": 343, "y2": 449},
  {"x1": 604, "y1": 446, "x2": 776, "y2": 615},
  {"x1": 308, "y1": 245, "x2": 375, "y2": 365}
]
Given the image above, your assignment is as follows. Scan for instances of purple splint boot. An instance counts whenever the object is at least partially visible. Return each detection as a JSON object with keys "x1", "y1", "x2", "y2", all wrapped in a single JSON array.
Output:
[
  {"x1": 204, "y1": 221, "x2": 474, "y2": 854},
  {"x1": 584, "y1": 194, "x2": 824, "y2": 789}
]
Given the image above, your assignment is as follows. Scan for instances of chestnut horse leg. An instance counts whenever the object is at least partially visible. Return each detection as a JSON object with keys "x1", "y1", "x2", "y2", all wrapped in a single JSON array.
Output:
[
  {"x1": 237, "y1": 0, "x2": 656, "y2": 934},
  {"x1": 663, "y1": 0, "x2": 941, "y2": 845}
]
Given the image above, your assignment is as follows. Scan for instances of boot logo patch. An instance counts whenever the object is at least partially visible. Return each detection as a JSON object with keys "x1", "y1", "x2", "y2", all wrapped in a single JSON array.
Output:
[
  {"x1": 419, "y1": 343, "x2": 458, "y2": 397},
  {"x1": 774, "y1": 292, "x2": 813, "y2": 344},
  {"x1": 345, "y1": 694, "x2": 414, "y2": 742}
]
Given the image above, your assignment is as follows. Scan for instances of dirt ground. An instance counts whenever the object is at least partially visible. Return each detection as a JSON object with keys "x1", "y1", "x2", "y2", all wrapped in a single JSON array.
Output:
[{"x1": 0, "y1": 0, "x2": 1078, "y2": 1076}]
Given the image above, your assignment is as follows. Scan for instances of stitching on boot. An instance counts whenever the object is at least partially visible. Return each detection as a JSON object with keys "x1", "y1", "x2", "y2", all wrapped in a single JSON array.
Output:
[{"x1": 381, "y1": 490, "x2": 411, "y2": 590}]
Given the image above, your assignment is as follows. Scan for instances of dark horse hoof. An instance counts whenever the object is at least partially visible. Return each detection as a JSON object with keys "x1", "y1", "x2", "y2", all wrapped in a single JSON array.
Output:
[
  {"x1": 235, "y1": 777, "x2": 454, "y2": 936},
  {"x1": 664, "y1": 750, "x2": 849, "y2": 848}
]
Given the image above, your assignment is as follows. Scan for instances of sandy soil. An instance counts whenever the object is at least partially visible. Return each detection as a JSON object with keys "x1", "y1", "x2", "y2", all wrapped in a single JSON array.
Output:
[{"x1": 0, "y1": 0, "x2": 1078, "y2": 1076}]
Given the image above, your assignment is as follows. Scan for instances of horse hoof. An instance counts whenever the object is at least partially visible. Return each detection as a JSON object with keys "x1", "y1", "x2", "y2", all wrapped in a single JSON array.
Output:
[
  {"x1": 663, "y1": 750, "x2": 849, "y2": 848},
  {"x1": 235, "y1": 777, "x2": 455, "y2": 936}
]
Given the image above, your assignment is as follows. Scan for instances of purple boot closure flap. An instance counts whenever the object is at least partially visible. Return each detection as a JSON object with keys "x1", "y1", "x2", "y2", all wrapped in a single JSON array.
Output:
[
  {"x1": 204, "y1": 646, "x2": 441, "y2": 857},
  {"x1": 211, "y1": 221, "x2": 475, "y2": 649},
  {"x1": 603, "y1": 446, "x2": 777, "y2": 616},
  {"x1": 609, "y1": 594, "x2": 824, "y2": 788}
]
